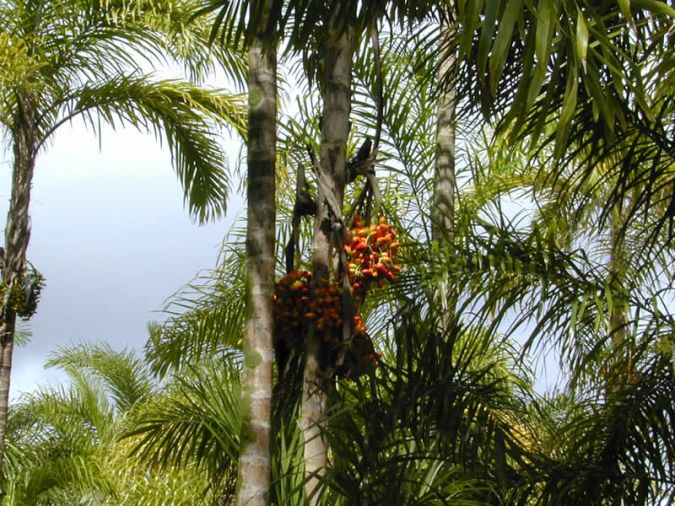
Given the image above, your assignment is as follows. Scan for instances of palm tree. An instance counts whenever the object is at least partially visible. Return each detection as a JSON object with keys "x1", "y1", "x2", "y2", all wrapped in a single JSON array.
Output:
[
  {"x1": 298, "y1": 10, "x2": 357, "y2": 500},
  {"x1": 343, "y1": 18, "x2": 675, "y2": 501},
  {"x1": 446, "y1": 121, "x2": 675, "y2": 502},
  {"x1": 0, "y1": 0, "x2": 245, "y2": 467},
  {"x1": 289, "y1": 4, "x2": 440, "y2": 496},
  {"x1": 3, "y1": 342, "x2": 232, "y2": 504},
  {"x1": 125, "y1": 355, "x2": 242, "y2": 504}
]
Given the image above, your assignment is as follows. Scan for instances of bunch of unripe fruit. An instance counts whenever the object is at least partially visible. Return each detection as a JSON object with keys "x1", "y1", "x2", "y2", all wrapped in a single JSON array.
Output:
[
  {"x1": 273, "y1": 216, "x2": 400, "y2": 374},
  {"x1": 0, "y1": 269, "x2": 45, "y2": 318}
]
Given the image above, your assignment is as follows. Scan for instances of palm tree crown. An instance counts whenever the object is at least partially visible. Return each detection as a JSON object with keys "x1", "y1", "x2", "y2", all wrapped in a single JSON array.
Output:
[{"x1": 0, "y1": 0, "x2": 246, "y2": 469}]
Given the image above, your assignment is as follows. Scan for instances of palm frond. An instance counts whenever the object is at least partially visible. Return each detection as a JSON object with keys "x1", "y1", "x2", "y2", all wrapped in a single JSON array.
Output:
[
  {"x1": 43, "y1": 76, "x2": 245, "y2": 222},
  {"x1": 145, "y1": 233, "x2": 247, "y2": 377},
  {"x1": 317, "y1": 306, "x2": 535, "y2": 503},
  {"x1": 45, "y1": 343, "x2": 154, "y2": 414},
  {"x1": 451, "y1": 0, "x2": 674, "y2": 243},
  {"x1": 124, "y1": 359, "x2": 241, "y2": 499}
]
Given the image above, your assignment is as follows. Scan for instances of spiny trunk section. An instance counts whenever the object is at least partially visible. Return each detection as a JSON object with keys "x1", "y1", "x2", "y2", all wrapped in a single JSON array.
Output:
[
  {"x1": 236, "y1": 35, "x2": 277, "y2": 506},
  {"x1": 302, "y1": 24, "x2": 354, "y2": 504}
]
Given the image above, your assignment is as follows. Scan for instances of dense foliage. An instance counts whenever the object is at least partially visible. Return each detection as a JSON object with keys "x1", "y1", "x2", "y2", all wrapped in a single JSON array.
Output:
[{"x1": 1, "y1": 0, "x2": 673, "y2": 504}]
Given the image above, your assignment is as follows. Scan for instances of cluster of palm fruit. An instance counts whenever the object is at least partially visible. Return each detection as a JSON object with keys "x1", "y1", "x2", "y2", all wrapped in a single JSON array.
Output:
[
  {"x1": 345, "y1": 215, "x2": 401, "y2": 298},
  {"x1": 273, "y1": 216, "x2": 400, "y2": 376},
  {"x1": 305, "y1": 278, "x2": 343, "y2": 340},
  {"x1": 0, "y1": 268, "x2": 45, "y2": 319},
  {"x1": 273, "y1": 273, "x2": 362, "y2": 356},
  {"x1": 273, "y1": 270, "x2": 312, "y2": 352}
]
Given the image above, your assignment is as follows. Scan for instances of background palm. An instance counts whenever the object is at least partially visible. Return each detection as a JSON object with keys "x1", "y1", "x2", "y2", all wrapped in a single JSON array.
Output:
[
  {"x1": 0, "y1": 0, "x2": 246, "y2": 465},
  {"x1": 3, "y1": 343, "x2": 216, "y2": 505}
]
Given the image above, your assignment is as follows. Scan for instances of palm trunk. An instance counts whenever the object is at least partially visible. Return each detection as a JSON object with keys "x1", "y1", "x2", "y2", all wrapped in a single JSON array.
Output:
[
  {"x1": 0, "y1": 93, "x2": 37, "y2": 467},
  {"x1": 431, "y1": 12, "x2": 457, "y2": 244},
  {"x1": 432, "y1": 10, "x2": 458, "y2": 325},
  {"x1": 236, "y1": 31, "x2": 277, "y2": 506},
  {"x1": 606, "y1": 205, "x2": 631, "y2": 395},
  {"x1": 301, "y1": 22, "x2": 354, "y2": 503}
]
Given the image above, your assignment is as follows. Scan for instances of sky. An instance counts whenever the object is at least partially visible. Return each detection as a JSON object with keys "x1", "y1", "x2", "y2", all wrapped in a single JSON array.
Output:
[{"x1": 1, "y1": 121, "x2": 243, "y2": 400}]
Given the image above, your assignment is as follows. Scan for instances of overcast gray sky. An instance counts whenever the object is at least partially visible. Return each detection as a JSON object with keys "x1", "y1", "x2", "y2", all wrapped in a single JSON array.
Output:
[{"x1": 1, "y1": 121, "x2": 243, "y2": 400}]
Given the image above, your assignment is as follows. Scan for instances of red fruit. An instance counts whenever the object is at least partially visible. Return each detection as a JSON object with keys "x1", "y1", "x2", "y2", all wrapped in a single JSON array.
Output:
[{"x1": 354, "y1": 316, "x2": 367, "y2": 334}]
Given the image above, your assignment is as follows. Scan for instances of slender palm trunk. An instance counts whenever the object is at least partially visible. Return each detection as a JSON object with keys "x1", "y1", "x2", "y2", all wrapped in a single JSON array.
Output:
[
  {"x1": 236, "y1": 33, "x2": 277, "y2": 506},
  {"x1": 431, "y1": 12, "x2": 457, "y2": 244},
  {"x1": 606, "y1": 205, "x2": 631, "y2": 395},
  {"x1": 432, "y1": 11, "x2": 458, "y2": 326},
  {"x1": 301, "y1": 23, "x2": 354, "y2": 503},
  {"x1": 0, "y1": 94, "x2": 37, "y2": 467}
]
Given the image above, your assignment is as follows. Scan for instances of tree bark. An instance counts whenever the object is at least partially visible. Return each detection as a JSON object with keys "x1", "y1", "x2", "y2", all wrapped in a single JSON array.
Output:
[
  {"x1": 0, "y1": 92, "x2": 37, "y2": 467},
  {"x1": 301, "y1": 22, "x2": 354, "y2": 503},
  {"x1": 236, "y1": 31, "x2": 277, "y2": 506}
]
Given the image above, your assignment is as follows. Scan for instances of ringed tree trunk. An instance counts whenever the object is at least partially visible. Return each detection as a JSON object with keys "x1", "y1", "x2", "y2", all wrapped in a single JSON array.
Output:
[
  {"x1": 236, "y1": 24, "x2": 277, "y2": 506},
  {"x1": 0, "y1": 91, "x2": 38, "y2": 467},
  {"x1": 301, "y1": 21, "x2": 355, "y2": 503}
]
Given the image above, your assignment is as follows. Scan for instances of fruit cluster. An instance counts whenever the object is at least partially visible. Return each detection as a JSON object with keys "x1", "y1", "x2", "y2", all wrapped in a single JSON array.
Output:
[
  {"x1": 273, "y1": 217, "x2": 400, "y2": 376},
  {"x1": 0, "y1": 269, "x2": 45, "y2": 318},
  {"x1": 345, "y1": 216, "x2": 401, "y2": 298},
  {"x1": 306, "y1": 279, "x2": 342, "y2": 341},
  {"x1": 273, "y1": 270, "x2": 312, "y2": 351}
]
